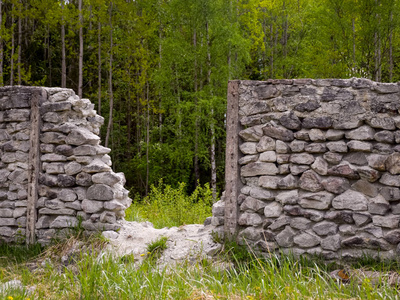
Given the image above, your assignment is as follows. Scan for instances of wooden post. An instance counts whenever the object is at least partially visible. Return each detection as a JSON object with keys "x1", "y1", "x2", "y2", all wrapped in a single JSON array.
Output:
[
  {"x1": 26, "y1": 89, "x2": 43, "y2": 244},
  {"x1": 224, "y1": 80, "x2": 241, "y2": 240}
]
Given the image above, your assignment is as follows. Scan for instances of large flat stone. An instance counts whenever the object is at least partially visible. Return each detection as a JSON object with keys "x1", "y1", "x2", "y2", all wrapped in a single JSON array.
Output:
[
  {"x1": 332, "y1": 190, "x2": 368, "y2": 211},
  {"x1": 241, "y1": 162, "x2": 279, "y2": 177}
]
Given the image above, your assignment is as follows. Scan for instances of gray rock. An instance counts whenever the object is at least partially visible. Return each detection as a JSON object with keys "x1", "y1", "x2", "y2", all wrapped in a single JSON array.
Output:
[
  {"x1": 351, "y1": 180, "x2": 378, "y2": 197},
  {"x1": 241, "y1": 162, "x2": 278, "y2": 177},
  {"x1": 379, "y1": 173, "x2": 400, "y2": 187},
  {"x1": 275, "y1": 190, "x2": 298, "y2": 205},
  {"x1": 66, "y1": 128, "x2": 100, "y2": 146},
  {"x1": 326, "y1": 141, "x2": 348, "y2": 153},
  {"x1": 340, "y1": 224, "x2": 357, "y2": 235},
  {"x1": 81, "y1": 199, "x2": 104, "y2": 213},
  {"x1": 366, "y1": 117, "x2": 395, "y2": 130},
  {"x1": 299, "y1": 192, "x2": 334, "y2": 210},
  {"x1": 367, "y1": 154, "x2": 387, "y2": 171},
  {"x1": 332, "y1": 190, "x2": 368, "y2": 211},
  {"x1": 240, "y1": 101, "x2": 271, "y2": 116},
  {"x1": 54, "y1": 144, "x2": 74, "y2": 156},
  {"x1": 75, "y1": 172, "x2": 92, "y2": 186},
  {"x1": 308, "y1": 129, "x2": 326, "y2": 142},
  {"x1": 326, "y1": 129, "x2": 344, "y2": 141},
  {"x1": 92, "y1": 172, "x2": 121, "y2": 186},
  {"x1": 385, "y1": 153, "x2": 400, "y2": 175},
  {"x1": 268, "y1": 216, "x2": 291, "y2": 231},
  {"x1": 289, "y1": 164, "x2": 309, "y2": 175},
  {"x1": 40, "y1": 132, "x2": 67, "y2": 144},
  {"x1": 327, "y1": 163, "x2": 359, "y2": 179},
  {"x1": 294, "y1": 129, "x2": 311, "y2": 141},
  {"x1": 0, "y1": 208, "x2": 13, "y2": 217},
  {"x1": 58, "y1": 189, "x2": 77, "y2": 202},
  {"x1": 264, "y1": 202, "x2": 282, "y2": 218},
  {"x1": 255, "y1": 85, "x2": 280, "y2": 99},
  {"x1": 380, "y1": 187, "x2": 400, "y2": 201},
  {"x1": 290, "y1": 217, "x2": 312, "y2": 230},
  {"x1": 250, "y1": 187, "x2": 274, "y2": 200},
  {"x1": 41, "y1": 153, "x2": 68, "y2": 162},
  {"x1": 238, "y1": 212, "x2": 263, "y2": 226},
  {"x1": 82, "y1": 159, "x2": 112, "y2": 173},
  {"x1": 289, "y1": 140, "x2": 307, "y2": 152},
  {"x1": 65, "y1": 201, "x2": 82, "y2": 210},
  {"x1": 290, "y1": 153, "x2": 315, "y2": 165},
  {"x1": 305, "y1": 143, "x2": 327, "y2": 153},
  {"x1": 392, "y1": 203, "x2": 400, "y2": 214},
  {"x1": 263, "y1": 124, "x2": 294, "y2": 142},
  {"x1": 284, "y1": 205, "x2": 325, "y2": 221},
  {"x1": 374, "y1": 143, "x2": 393, "y2": 154},
  {"x1": 345, "y1": 125, "x2": 375, "y2": 140},
  {"x1": 73, "y1": 145, "x2": 98, "y2": 156},
  {"x1": 50, "y1": 216, "x2": 78, "y2": 229},
  {"x1": 239, "y1": 154, "x2": 259, "y2": 165},
  {"x1": 38, "y1": 208, "x2": 75, "y2": 215},
  {"x1": 238, "y1": 226, "x2": 261, "y2": 241},
  {"x1": 104, "y1": 200, "x2": 126, "y2": 211},
  {"x1": 302, "y1": 116, "x2": 333, "y2": 129},
  {"x1": 279, "y1": 112, "x2": 301, "y2": 130},
  {"x1": 100, "y1": 211, "x2": 117, "y2": 224},
  {"x1": 357, "y1": 166, "x2": 380, "y2": 182},
  {"x1": 347, "y1": 140, "x2": 373, "y2": 152},
  {"x1": 259, "y1": 151, "x2": 277, "y2": 162},
  {"x1": 372, "y1": 215, "x2": 400, "y2": 228},
  {"x1": 259, "y1": 176, "x2": 280, "y2": 189},
  {"x1": 57, "y1": 174, "x2": 76, "y2": 187},
  {"x1": 353, "y1": 212, "x2": 372, "y2": 226},
  {"x1": 3, "y1": 109, "x2": 30, "y2": 121},
  {"x1": 321, "y1": 177, "x2": 350, "y2": 194},
  {"x1": 321, "y1": 234, "x2": 341, "y2": 251},
  {"x1": 239, "y1": 125, "x2": 264, "y2": 142},
  {"x1": 275, "y1": 140, "x2": 290, "y2": 153},
  {"x1": 275, "y1": 226, "x2": 296, "y2": 247},
  {"x1": 299, "y1": 170, "x2": 323, "y2": 192},
  {"x1": 311, "y1": 157, "x2": 328, "y2": 175},
  {"x1": 45, "y1": 199, "x2": 65, "y2": 210},
  {"x1": 313, "y1": 221, "x2": 338, "y2": 236},
  {"x1": 87, "y1": 184, "x2": 114, "y2": 201},
  {"x1": 343, "y1": 153, "x2": 367, "y2": 166},
  {"x1": 294, "y1": 100, "x2": 320, "y2": 112},
  {"x1": 279, "y1": 164, "x2": 290, "y2": 174},
  {"x1": 45, "y1": 163, "x2": 65, "y2": 174},
  {"x1": 360, "y1": 225, "x2": 383, "y2": 238},
  {"x1": 277, "y1": 174, "x2": 298, "y2": 189},
  {"x1": 368, "y1": 195, "x2": 390, "y2": 215},
  {"x1": 294, "y1": 232, "x2": 320, "y2": 248},
  {"x1": 383, "y1": 230, "x2": 400, "y2": 244},
  {"x1": 239, "y1": 142, "x2": 257, "y2": 155},
  {"x1": 256, "y1": 136, "x2": 276, "y2": 152},
  {"x1": 240, "y1": 196, "x2": 266, "y2": 213},
  {"x1": 323, "y1": 152, "x2": 343, "y2": 165},
  {"x1": 374, "y1": 131, "x2": 394, "y2": 143},
  {"x1": 36, "y1": 215, "x2": 54, "y2": 229}
]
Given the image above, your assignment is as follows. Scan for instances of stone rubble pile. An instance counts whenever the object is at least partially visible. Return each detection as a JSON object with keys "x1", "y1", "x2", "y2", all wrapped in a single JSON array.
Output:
[
  {"x1": 0, "y1": 87, "x2": 131, "y2": 244},
  {"x1": 213, "y1": 78, "x2": 400, "y2": 260}
]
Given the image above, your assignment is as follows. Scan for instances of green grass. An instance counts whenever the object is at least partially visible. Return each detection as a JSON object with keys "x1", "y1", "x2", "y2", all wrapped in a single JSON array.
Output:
[
  {"x1": 1, "y1": 237, "x2": 400, "y2": 300},
  {"x1": 125, "y1": 181, "x2": 214, "y2": 228}
]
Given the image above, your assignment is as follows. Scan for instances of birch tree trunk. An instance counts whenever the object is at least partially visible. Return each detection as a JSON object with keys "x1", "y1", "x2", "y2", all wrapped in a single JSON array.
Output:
[
  {"x1": 61, "y1": 1, "x2": 66, "y2": 88},
  {"x1": 98, "y1": 22, "x2": 101, "y2": 115},
  {"x1": 105, "y1": 4, "x2": 113, "y2": 148},
  {"x1": 10, "y1": 3, "x2": 15, "y2": 86},
  {"x1": 78, "y1": 0, "x2": 83, "y2": 97},
  {"x1": 17, "y1": 0, "x2": 21, "y2": 85},
  {"x1": 0, "y1": 0, "x2": 3, "y2": 86}
]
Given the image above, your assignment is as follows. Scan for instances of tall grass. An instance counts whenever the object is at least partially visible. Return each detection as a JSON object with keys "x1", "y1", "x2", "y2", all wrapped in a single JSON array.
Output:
[
  {"x1": 2, "y1": 237, "x2": 400, "y2": 299},
  {"x1": 125, "y1": 181, "x2": 214, "y2": 228}
]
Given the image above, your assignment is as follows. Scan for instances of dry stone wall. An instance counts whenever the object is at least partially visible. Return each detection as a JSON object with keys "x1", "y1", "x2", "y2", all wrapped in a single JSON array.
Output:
[
  {"x1": 213, "y1": 78, "x2": 400, "y2": 260},
  {"x1": 0, "y1": 86, "x2": 131, "y2": 244}
]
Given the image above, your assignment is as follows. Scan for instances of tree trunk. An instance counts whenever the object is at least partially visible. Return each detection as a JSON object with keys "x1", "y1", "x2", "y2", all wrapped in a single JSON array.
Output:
[
  {"x1": 206, "y1": 21, "x2": 216, "y2": 200},
  {"x1": 0, "y1": 0, "x2": 3, "y2": 86},
  {"x1": 105, "y1": 3, "x2": 113, "y2": 148},
  {"x1": 145, "y1": 82, "x2": 150, "y2": 196},
  {"x1": 78, "y1": 0, "x2": 83, "y2": 97},
  {"x1": 10, "y1": 3, "x2": 15, "y2": 86},
  {"x1": 193, "y1": 28, "x2": 200, "y2": 187},
  {"x1": 61, "y1": 1, "x2": 66, "y2": 88},
  {"x1": 17, "y1": 0, "x2": 21, "y2": 85},
  {"x1": 352, "y1": 18, "x2": 355, "y2": 72},
  {"x1": 389, "y1": 12, "x2": 393, "y2": 82},
  {"x1": 98, "y1": 22, "x2": 101, "y2": 115}
]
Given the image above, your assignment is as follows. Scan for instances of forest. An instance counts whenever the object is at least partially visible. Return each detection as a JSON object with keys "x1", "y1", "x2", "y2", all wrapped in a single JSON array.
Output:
[{"x1": 0, "y1": 0, "x2": 398, "y2": 198}]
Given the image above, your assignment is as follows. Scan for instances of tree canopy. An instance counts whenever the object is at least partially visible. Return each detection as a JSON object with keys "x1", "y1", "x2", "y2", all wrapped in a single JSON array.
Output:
[{"x1": 0, "y1": 0, "x2": 398, "y2": 196}]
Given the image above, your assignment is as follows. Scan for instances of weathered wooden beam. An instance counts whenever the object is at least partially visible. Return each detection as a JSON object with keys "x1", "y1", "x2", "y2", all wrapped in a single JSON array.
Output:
[
  {"x1": 224, "y1": 80, "x2": 242, "y2": 240},
  {"x1": 26, "y1": 88, "x2": 44, "y2": 244}
]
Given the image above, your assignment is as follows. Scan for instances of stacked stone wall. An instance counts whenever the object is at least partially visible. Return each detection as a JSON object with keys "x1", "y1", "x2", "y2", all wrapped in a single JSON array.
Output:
[
  {"x1": 213, "y1": 78, "x2": 400, "y2": 260},
  {"x1": 0, "y1": 86, "x2": 131, "y2": 244}
]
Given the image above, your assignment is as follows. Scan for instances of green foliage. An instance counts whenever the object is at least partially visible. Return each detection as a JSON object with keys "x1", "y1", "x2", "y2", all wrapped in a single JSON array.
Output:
[{"x1": 125, "y1": 180, "x2": 214, "y2": 228}]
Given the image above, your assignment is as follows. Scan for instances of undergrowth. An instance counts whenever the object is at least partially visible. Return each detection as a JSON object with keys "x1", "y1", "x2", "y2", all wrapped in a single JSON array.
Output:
[{"x1": 125, "y1": 180, "x2": 214, "y2": 228}]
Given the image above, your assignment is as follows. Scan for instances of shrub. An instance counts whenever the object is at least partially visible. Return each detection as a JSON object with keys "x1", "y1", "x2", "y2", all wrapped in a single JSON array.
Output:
[{"x1": 126, "y1": 180, "x2": 215, "y2": 228}]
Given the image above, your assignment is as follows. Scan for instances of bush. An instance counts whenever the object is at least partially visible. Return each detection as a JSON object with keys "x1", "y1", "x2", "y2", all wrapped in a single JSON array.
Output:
[{"x1": 125, "y1": 180, "x2": 215, "y2": 228}]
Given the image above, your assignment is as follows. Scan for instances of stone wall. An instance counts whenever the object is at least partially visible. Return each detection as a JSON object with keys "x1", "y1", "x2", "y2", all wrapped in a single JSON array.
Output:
[
  {"x1": 213, "y1": 78, "x2": 400, "y2": 260},
  {"x1": 0, "y1": 86, "x2": 131, "y2": 244}
]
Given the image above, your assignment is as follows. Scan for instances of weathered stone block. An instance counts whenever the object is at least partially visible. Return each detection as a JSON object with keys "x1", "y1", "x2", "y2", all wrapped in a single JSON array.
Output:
[
  {"x1": 312, "y1": 221, "x2": 338, "y2": 236},
  {"x1": 275, "y1": 190, "x2": 298, "y2": 205},
  {"x1": 372, "y1": 215, "x2": 400, "y2": 228},
  {"x1": 299, "y1": 192, "x2": 334, "y2": 210},
  {"x1": 87, "y1": 184, "x2": 114, "y2": 201},
  {"x1": 279, "y1": 112, "x2": 301, "y2": 130},
  {"x1": 238, "y1": 212, "x2": 263, "y2": 226},
  {"x1": 302, "y1": 116, "x2": 332, "y2": 129},
  {"x1": 294, "y1": 232, "x2": 320, "y2": 248},
  {"x1": 264, "y1": 202, "x2": 282, "y2": 218},
  {"x1": 263, "y1": 124, "x2": 294, "y2": 142},
  {"x1": 259, "y1": 151, "x2": 277, "y2": 162},
  {"x1": 368, "y1": 195, "x2": 390, "y2": 215},
  {"x1": 241, "y1": 162, "x2": 278, "y2": 177},
  {"x1": 275, "y1": 226, "x2": 296, "y2": 247},
  {"x1": 249, "y1": 187, "x2": 274, "y2": 200},
  {"x1": 239, "y1": 142, "x2": 257, "y2": 155},
  {"x1": 290, "y1": 153, "x2": 315, "y2": 165},
  {"x1": 256, "y1": 136, "x2": 275, "y2": 152},
  {"x1": 258, "y1": 176, "x2": 280, "y2": 189},
  {"x1": 332, "y1": 190, "x2": 368, "y2": 211},
  {"x1": 345, "y1": 125, "x2": 375, "y2": 140},
  {"x1": 299, "y1": 170, "x2": 323, "y2": 192}
]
